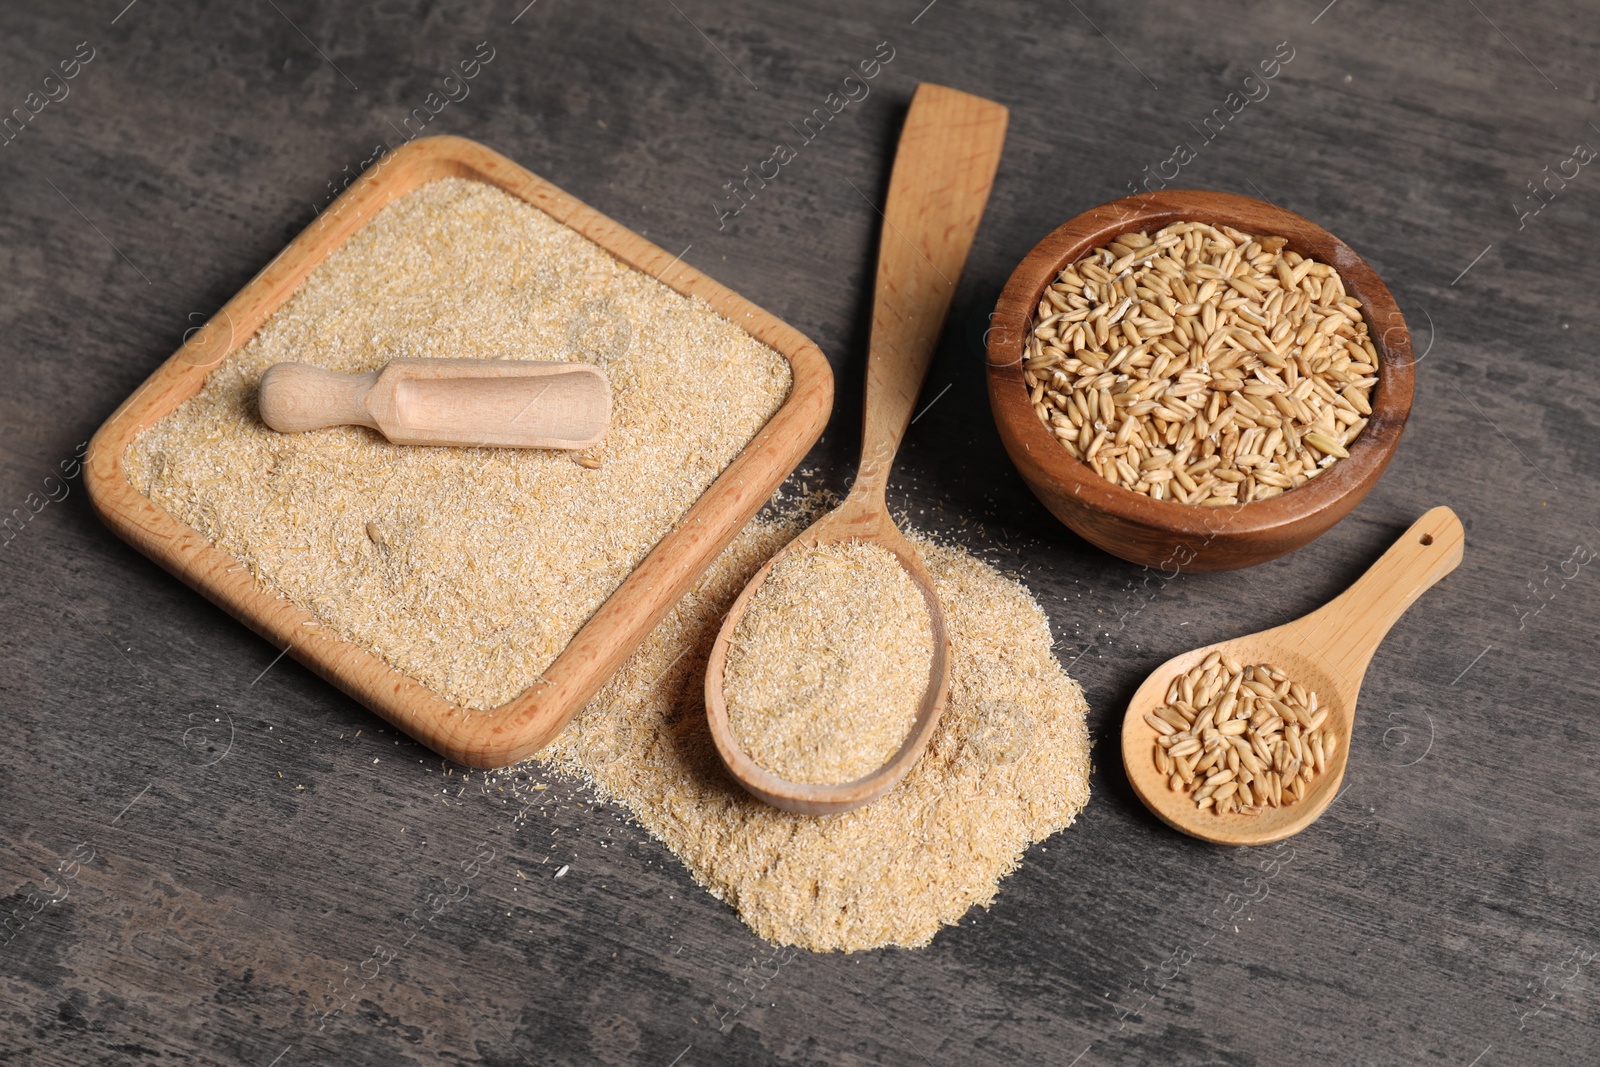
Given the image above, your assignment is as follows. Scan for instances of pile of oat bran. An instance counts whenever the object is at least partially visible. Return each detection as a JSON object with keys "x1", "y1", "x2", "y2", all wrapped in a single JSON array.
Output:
[
  {"x1": 544, "y1": 509, "x2": 1092, "y2": 951},
  {"x1": 125, "y1": 176, "x2": 1093, "y2": 952},
  {"x1": 127, "y1": 178, "x2": 790, "y2": 710}
]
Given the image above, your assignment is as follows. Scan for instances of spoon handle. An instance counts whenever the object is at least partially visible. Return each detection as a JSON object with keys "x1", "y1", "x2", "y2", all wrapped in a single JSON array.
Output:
[
  {"x1": 258, "y1": 363, "x2": 381, "y2": 432},
  {"x1": 851, "y1": 83, "x2": 1007, "y2": 501},
  {"x1": 1294, "y1": 506, "x2": 1466, "y2": 680}
]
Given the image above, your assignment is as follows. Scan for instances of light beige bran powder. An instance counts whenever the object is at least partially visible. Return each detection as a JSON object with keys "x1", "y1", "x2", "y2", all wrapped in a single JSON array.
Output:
[
  {"x1": 543, "y1": 507, "x2": 1092, "y2": 952},
  {"x1": 125, "y1": 177, "x2": 791, "y2": 710},
  {"x1": 123, "y1": 175, "x2": 1094, "y2": 952},
  {"x1": 724, "y1": 538, "x2": 932, "y2": 785}
]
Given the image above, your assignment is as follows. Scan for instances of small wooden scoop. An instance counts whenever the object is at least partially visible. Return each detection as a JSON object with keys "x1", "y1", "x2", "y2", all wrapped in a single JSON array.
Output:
[
  {"x1": 704, "y1": 84, "x2": 1009, "y2": 816},
  {"x1": 258, "y1": 358, "x2": 610, "y2": 448},
  {"x1": 1121, "y1": 506, "x2": 1465, "y2": 845}
]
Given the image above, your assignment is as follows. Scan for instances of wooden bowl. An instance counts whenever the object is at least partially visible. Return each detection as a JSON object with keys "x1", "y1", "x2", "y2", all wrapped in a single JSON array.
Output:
[{"x1": 984, "y1": 190, "x2": 1414, "y2": 571}]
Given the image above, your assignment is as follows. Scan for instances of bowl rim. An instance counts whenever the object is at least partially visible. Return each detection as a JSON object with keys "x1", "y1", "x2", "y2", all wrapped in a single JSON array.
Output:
[{"x1": 984, "y1": 189, "x2": 1414, "y2": 540}]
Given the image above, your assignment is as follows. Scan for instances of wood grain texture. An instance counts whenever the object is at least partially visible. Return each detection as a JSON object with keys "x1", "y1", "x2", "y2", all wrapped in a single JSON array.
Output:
[
  {"x1": 987, "y1": 188, "x2": 1414, "y2": 571},
  {"x1": 82, "y1": 134, "x2": 833, "y2": 770},
  {"x1": 3, "y1": 2, "x2": 1599, "y2": 1065},
  {"x1": 855, "y1": 83, "x2": 1009, "y2": 497},
  {"x1": 703, "y1": 83, "x2": 1005, "y2": 815}
]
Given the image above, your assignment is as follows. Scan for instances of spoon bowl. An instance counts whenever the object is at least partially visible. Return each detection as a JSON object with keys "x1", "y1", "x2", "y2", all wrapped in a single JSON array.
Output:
[
  {"x1": 704, "y1": 83, "x2": 1008, "y2": 815},
  {"x1": 1122, "y1": 506, "x2": 1464, "y2": 845},
  {"x1": 1123, "y1": 631, "x2": 1357, "y2": 844},
  {"x1": 705, "y1": 494, "x2": 950, "y2": 815}
]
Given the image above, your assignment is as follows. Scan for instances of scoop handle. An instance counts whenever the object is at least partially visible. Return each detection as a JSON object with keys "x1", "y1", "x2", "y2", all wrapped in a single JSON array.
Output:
[
  {"x1": 1294, "y1": 506, "x2": 1466, "y2": 681},
  {"x1": 258, "y1": 363, "x2": 379, "y2": 433},
  {"x1": 852, "y1": 84, "x2": 1007, "y2": 500}
]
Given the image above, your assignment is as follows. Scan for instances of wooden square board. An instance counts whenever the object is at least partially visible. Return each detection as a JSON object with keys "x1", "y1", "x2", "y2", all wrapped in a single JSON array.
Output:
[{"x1": 84, "y1": 135, "x2": 832, "y2": 768}]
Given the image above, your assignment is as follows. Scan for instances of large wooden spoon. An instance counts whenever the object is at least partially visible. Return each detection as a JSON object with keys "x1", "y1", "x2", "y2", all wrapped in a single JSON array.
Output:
[
  {"x1": 704, "y1": 83, "x2": 1009, "y2": 815},
  {"x1": 1121, "y1": 506, "x2": 1465, "y2": 845}
]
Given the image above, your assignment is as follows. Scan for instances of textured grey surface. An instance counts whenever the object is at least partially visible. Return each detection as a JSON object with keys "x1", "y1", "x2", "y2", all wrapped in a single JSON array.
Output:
[{"x1": 1, "y1": 1, "x2": 1597, "y2": 1064}]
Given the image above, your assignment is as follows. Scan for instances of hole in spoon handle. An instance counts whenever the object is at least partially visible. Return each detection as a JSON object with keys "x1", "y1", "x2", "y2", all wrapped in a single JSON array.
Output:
[{"x1": 1302, "y1": 506, "x2": 1465, "y2": 676}]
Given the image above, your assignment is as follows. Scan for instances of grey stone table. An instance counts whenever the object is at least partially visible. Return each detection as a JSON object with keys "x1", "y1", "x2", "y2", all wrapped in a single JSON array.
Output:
[{"x1": 2, "y1": 1, "x2": 1595, "y2": 1063}]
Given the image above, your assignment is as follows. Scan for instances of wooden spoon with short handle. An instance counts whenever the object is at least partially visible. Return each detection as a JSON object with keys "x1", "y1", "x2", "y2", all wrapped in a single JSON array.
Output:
[
  {"x1": 258, "y1": 357, "x2": 610, "y2": 449},
  {"x1": 704, "y1": 83, "x2": 1009, "y2": 815},
  {"x1": 1121, "y1": 506, "x2": 1466, "y2": 845}
]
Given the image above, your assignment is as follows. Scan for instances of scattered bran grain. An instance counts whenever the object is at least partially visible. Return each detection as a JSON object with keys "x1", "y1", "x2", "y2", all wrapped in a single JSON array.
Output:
[
  {"x1": 724, "y1": 539, "x2": 932, "y2": 784},
  {"x1": 541, "y1": 506, "x2": 1093, "y2": 951},
  {"x1": 125, "y1": 177, "x2": 791, "y2": 709},
  {"x1": 118, "y1": 176, "x2": 1095, "y2": 952}
]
